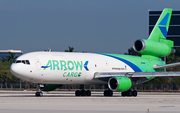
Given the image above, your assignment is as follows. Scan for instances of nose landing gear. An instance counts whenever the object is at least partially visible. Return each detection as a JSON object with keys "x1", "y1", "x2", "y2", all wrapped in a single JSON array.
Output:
[
  {"x1": 35, "y1": 91, "x2": 43, "y2": 97},
  {"x1": 35, "y1": 84, "x2": 43, "y2": 97}
]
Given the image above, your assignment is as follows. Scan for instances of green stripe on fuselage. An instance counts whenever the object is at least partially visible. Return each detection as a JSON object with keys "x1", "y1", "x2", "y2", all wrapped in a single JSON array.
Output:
[{"x1": 101, "y1": 53, "x2": 165, "y2": 80}]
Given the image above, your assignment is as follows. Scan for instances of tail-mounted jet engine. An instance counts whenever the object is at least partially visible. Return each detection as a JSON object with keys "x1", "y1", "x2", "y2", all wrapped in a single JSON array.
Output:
[
  {"x1": 133, "y1": 39, "x2": 175, "y2": 57},
  {"x1": 108, "y1": 77, "x2": 132, "y2": 92}
]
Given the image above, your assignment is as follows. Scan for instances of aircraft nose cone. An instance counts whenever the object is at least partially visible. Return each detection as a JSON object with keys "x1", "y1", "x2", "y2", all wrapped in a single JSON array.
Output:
[
  {"x1": 10, "y1": 63, "x2": 32, "y2": 82},
  {"x1": 10, "y1": 63, "x2": 27, "y2": 80},
  {"x1": 10, "y1": 63, "x2": 19, "y2": 76}
]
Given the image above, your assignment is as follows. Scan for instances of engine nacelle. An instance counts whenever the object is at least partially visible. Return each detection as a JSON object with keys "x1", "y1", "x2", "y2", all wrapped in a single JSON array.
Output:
[
  {"x1": 108, "y1": 77, "x2": 132, "y2": 92},
  {"x1": 133, "y1": 39, "x2": 175, "y2": 57},
  {"x1": 40, "y1": 84, "x2": 62, "y2": 91}
]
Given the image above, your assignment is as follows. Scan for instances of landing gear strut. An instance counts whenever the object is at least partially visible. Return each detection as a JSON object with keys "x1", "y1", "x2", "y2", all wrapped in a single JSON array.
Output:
[
  {"x1": 35, "y1": 84, "x2": 43, "y2": 97},
  {"x1": 75, "y1": 85, "x2": 91, "y2": 96},
  {"x1": 121, "y1": 90, "x2": 137, "y2": 97}
]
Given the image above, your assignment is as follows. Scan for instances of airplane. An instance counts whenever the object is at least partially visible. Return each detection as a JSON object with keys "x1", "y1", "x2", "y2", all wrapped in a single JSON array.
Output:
[{"x1": 10, "y1": 8, "x2": 180, "y2": 97}]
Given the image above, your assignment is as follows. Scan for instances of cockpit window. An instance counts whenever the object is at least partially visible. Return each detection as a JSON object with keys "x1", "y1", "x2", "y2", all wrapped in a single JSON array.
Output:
[
  {"x1": 26, "y1": 60, "x2": 30, "y2": 64},
  {"x1": 13, "y1": 60, "x2": 17, "y2": 63},
  {"x1": 16, "y1": 60, "x2": 22, "y2": 63},
  {"x1": 22, "y1": 60, "x2": 25, "y2": 64},
  {"x1": 15, "y1": 60, "x2": 30, "y2": 65}
]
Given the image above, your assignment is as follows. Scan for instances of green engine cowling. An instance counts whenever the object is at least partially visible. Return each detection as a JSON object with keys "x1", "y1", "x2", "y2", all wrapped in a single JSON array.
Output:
[
  {"x1": 133, "y1": 39, "x2": 175, "y2": 57},
  {"x1": 40, "y1": 84, "x2": 62, "y2": 91},
  {"x1": 108, "y1": 77, "x2": 132, "y2": 92}
]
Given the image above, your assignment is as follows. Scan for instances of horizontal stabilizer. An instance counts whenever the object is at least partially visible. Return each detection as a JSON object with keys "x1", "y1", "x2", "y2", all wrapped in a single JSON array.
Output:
[{"x1": 153, "y1": 62, "x2": 180, "y2": 69}]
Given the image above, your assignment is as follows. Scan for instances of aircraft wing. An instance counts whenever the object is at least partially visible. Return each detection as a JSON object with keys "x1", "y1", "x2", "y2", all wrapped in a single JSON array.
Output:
[
  {"x1": 94, "y1": 72, "x2": 180, "y2": 78},
  {"x1": 153, "y1": 62, "x2": 180, "y2": 69}
]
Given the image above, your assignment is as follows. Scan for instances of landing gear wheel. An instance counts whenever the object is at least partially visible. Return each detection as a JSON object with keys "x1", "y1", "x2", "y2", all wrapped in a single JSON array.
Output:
[
  {"x1": 75, "y1": 85, "x2": 92, "y2": 96},
  {"x1": 127, "y1": 90, "x2": 132, "y2": 96},
  {"x1": 35, "y1": 92, "x2": 43, "y2": 97},
  {"x1": 104, "y1": 90, "x2": 113, "y2": 96},
  {"x1": 75, "y1": 90, "x2": 91, "y2": 96},
  {"x1": 75, "y1": 90, "x2": 81, "y2": 96},
  {"x1": 121, "y1": 91, "x2": 127, "y2": 97},
  {"x1": 108, "y1": 90, "x2": 113, "y2": 96},
  {"x1": 81, "y1": 90, "x2": 86, "y2": 96},
  {"x1": 132, "y1": 90, "x2": 137, "y2": 97},
  {"x1": 121, "y1": 90, "x2": 137, "y2": 97},
  {"x1": 86, "y1": 90, "x2": 91, "y2": 96},
  {"x1": 104, "y1": 90, "x2": 108, "y2": 96}
]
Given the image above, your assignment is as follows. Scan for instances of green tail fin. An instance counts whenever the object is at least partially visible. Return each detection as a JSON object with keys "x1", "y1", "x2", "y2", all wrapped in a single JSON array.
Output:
[{"x1": 148, "y1": 8, "x2": 173, "y2": 47}]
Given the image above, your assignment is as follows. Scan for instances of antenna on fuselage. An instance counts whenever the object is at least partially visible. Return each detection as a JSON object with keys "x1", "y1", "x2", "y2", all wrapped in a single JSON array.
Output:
[
  {"x1": 47, "y1": 47, "x2": 52, "y2": 52},
  {"x1": 44, "y1": 48, "x2": 52, "y2": 52}
]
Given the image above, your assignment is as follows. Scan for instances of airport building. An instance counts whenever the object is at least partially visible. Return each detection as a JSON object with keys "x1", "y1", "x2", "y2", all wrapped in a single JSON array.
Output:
[
  {"x1": 0, "y1": 50, "x2": 23, "y2": 58},
  {"x1": 149, "y1": 10, "x2": 180, "y2": 46}
]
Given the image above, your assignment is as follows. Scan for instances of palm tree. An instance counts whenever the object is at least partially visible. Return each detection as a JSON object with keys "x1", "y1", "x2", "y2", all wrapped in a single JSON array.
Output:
[
  {"x1": 124, "y1": 47, "x2": 140, "y2": 56},
  {"x1": 65, "y1": 46, "x2": 74, "y2": 52},
  {"x1": 6, "y1": 52, "x2": 17, "y2": 63}
]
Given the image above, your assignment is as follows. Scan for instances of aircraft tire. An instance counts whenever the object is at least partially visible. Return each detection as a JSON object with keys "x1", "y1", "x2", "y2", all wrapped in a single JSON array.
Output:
[
  {"x1": 35, "y1": 92, "x2": 43, "y2": 97},
  {"x1": 40, "y1": 92, "x2": 43, "y2": 97},
  {"x1": 104, "y1": 90, "x2": 108, "y2": 96},
  {"x1": 75, "y1": 90, "x2": 81, "y2": 96},
  {"x1": 127, "y1": 90, "x2": 132, "y2": 97},
  {"x1": 86, "y1": 90, "x2": 91, "y2": 96},
  {"x1": 81, "y1": 90, "x2": 86, "y2": 96},
  {"x1": 104, "y1": 90, "x2": 113, "y2": 96},
  {"x1": 121, "y1": 91, "x2": 127, "y2": 97},
  {"x1": 132, "y1": 90, "x2": 137, "y2": 97},
  {"x1": 35, "y1": 92, "x2": 40, "y2": 97},
  {"x1": 108, "y1": 90, "x2": 113, "y2": 96}
]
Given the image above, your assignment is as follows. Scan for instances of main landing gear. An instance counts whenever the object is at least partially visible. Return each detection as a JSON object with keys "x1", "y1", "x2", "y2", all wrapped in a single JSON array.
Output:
[
  {"x1": 35, "y1": 84, "x2": 43, "y2": 97},
  {"x1": 104, "y1": 90, "x2": 113, "y2": 96},
  {"x1": 75, "y1": 85, "x2": 91, "y2": 96},
  {"x1": 75, "y1": 90, "x2": 91, "y2": 96},
  {"x1": 121, "y1": 90, "x2": 137, "y2": 97}
]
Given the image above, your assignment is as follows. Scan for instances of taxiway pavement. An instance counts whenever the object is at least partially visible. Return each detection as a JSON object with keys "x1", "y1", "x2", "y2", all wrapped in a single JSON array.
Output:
[{"x1": 0, "y1": 91, "x2": 179, "y2": 113}]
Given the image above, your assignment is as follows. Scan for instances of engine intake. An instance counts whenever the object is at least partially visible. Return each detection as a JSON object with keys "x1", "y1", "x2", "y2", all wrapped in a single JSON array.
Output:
[{"x1": 133, "y1": 39, "x2": 146, "y2": 52}]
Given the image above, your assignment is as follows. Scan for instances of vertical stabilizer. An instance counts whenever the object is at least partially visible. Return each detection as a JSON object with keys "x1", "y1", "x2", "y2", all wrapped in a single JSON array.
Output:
[
  {"x1": 148, "y1": 8, "x2": 172, "y2": 43},
  {"x1": 133, "y1": 8, "x2": 174, "y2": 57}
]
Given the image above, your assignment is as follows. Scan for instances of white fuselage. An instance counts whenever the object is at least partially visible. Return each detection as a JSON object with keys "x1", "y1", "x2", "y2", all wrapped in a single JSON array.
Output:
[{"x1": 10, "y1": 51, "x2": 135, "y2": 84}]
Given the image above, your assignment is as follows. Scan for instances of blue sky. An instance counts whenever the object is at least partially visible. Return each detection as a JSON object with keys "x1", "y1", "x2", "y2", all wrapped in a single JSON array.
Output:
[{"x1": 0, "y1": 0, "x2": 179, "y2": 54}]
